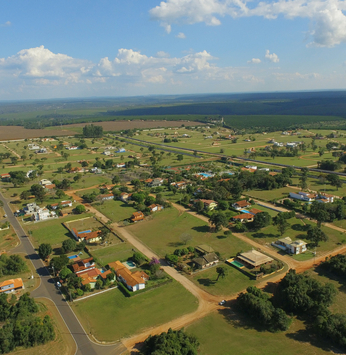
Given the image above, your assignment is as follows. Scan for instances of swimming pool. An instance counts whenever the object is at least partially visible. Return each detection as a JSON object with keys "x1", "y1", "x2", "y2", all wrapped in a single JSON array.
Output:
[
  {"x1": 240, "y1": 209, "x2": 250, "y2": 213},
  {"x1": 68, "y1": 254, "x2": 78, "y2": 259},
  {"x1": 197, "y1": 173, "x2": 213, "y2": 178},
  {"x1": 231, "y1": 260, "x2": 244, "y2": 268},
  {"x1": 124, "y1": 261, "x2": 136, "y2": 268}
]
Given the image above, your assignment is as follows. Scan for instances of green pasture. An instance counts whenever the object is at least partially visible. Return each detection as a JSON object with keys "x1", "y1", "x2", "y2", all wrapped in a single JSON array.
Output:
[
  {"x1": 94, "y1": 200, "x2": 137, "y2": 223},
  {"x1": 72, "y1": 280, "x2": 198, "y2": 342},
  {"x1": 187, "y1": 312, "x2": 333, "y2": 355},
  {"x1": 90, "y1": 242, "x2": 134, "y2": 266}
]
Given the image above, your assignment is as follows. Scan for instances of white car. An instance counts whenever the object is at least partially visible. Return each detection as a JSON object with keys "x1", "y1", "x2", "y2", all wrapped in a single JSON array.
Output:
[
  {"x1": 56, "y1": 281, "x2": 61, "y2": 288},
  {"x1": 219, "y1": 300, "x2": 226, "y2": 306}
]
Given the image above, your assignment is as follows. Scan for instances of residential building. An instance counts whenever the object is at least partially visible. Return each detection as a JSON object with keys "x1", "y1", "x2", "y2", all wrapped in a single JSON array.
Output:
[
  {"x1": 148, "y1": 204, "x2": 164, "y2": 213},
  {"x1": 116, "y1": 148, "x2": 126, "y2": 153},
  {"x1": 232, "y1": 213, "x2": 254, "y2": 223},
  {"x1": 199, "y1": 199, "x2": 218, "y2": 211},
  {"x1": 147, "y1": 178, "x2": 163, "y2": 187},
  {"x1": 40, "y1": 179, "x2": 52, "y2": 186},
  {"x1": 236, "y1": 250, "x2": 273, "y2": 269},
  {"x1": 44, "y1": 184, "x2": 56, "y2": 190},
  {"x1": 32, "y1": 208, "x2": 57, "y2": 221},
  {"x1": 272, "y1": 237, "x2": 308, "y2": 254},
  {"x1": 71, "y1": 228, "x2": 102, "y2": 243},
  {"x1": 24, "y1": 202, "x2": 40, "y2": 214},
  {"x1": 119, "y1": 192, "x2": 132, "y2": 202},
  {"x1": 232, "y1": 200, "x2": 251, "y2": 210},
  {"x1": 116, "y1": 163, "x2": 126, "y2": 168},
  {"x1": 71, "y1": 257, "x2": 95, "y2": 275},
  {"x1": 193, "y1": 253, "x2": 219, "y2": 269},
  {"x1": 108, "y1": 261, "x2": 148, "y2": 292},
  {"x1": 0, "y1": 173, "x2": 11, "y2": 182},
  {"x1": 0, "y1": 278, "x2": 24, "y2": 294},
  {"x1": 100, "y1": 193, "x2": 114, "y2": 201},
  {"x1": 28, "y1": 143, "x2": 40, "y2": 150},
  {"x1": 289, "y1": 191, "x2": 316, "y2": 202},
  {"x1": 51, "y1": 200, "x2": 72, "y2": 210},
  {"x1": 131, "y1": 212, "x2": 144, "y2": 222}
]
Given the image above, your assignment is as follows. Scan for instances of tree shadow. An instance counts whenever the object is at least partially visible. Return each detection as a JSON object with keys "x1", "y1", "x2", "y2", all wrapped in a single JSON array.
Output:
[
  {"x1": 291, "y1": 223, "x2": 309, "y2": 232},
  {"x1": 167, "y1": 242, "x2": 184, "y2": 248},
  {"x1": 285, "y1": 326, "x2": 344, "y2": 354},
  {"x1": 252, "y1": 232, "x2": 277, "y2": 239},
  {"x1": 217, "y1": 235, "x2": 227, "y2": 240},
  {"x1": 196, "y1": 278, "x2": 216, "y2": 287},
  {"x1": 192, "y1": 225, "x2": 210, "y2": 233}
]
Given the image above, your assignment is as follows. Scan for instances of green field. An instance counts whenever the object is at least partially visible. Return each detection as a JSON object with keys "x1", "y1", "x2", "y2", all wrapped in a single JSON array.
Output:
[
  {"x1": 72, "y1": 280, "x2": 198, "y2": 341},
  {"x1": 126, "y1": 208, "x2": 254, "y2": 259},
  {"x1": 187, "y1": 312, "x2": 334, "y2": 355},
  {"x1": 90, "y1": 243, "x2": 134, "y2": 266},
  {"x1": 94, "y1": 200, "x2": 137, "y2": 223},
  {"x1": 25, "y1": 213, "x2": 93, "y2": 249}
]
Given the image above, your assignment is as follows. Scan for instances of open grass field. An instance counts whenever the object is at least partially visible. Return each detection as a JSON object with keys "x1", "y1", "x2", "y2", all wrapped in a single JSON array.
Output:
[
  {"x1": 126, "y1": 208, "x2": 255, "y2": 259},
  {"x1": 90, "y1": 242, "x2": 134, "y2": 266},
  {"x1": 65, "y1": 216, "x2": 103, "y2": 232},
  {"x1": 245, "y1": 187, "x2": 296, "y2": 201},
  {"x1": 25, "y1": 213, "x2": 93, "y2": 249},
  {"x1": 72, "y1": 280, "x2": 198, "y2": 342},
  {"x1": 187, "y1": 311, "x2": 334, "y2": 355},
  {"x1": 0, "y1": 226, "x2": 20, "y2": 252},
  {"x1": 94, "y1": 200, "x2": 137, "y2": 223}
]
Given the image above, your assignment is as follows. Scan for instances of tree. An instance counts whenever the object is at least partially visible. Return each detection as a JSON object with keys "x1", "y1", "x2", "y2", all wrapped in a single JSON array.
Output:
[
  {"x1": 216, "y1": 266, "x2": 227, "y2": 280},
  {"x1": 273, "y1": 213, "x2": 292, "y2": 236},
  {"x1": 142, "y1": 328, "x2": 199, "y2": 355},
  {"x1": 112, "y1": 175, "x2": 120, "y2": 184},
  {"x1": 61, "y1": 239, "x2": 76, "y2": 253},
  {"x1": 59, "y1": 266, "x2": 72, "y2": 279},
  {"x1": 50, "y1": 254, "x2": 69, "y2": 272},
  {"x1": 326, "y1": 174, "x2": 342, "y2": 190},
  {"x1": 252, "y1": 212, "x2": 271, "y2": 230},
  {"x1": 209, "y1": 212, "x2": 228, "y2": 231},
  {"x1": 38, "y1": 243, "x2": 52, "y2": 260},
  {"x1": 177, "y1": 154, "x2": 184, "y2": 161},
  {"x1": 82, "y1": 124, "x2": 103, "y2": 138},
  {"x1": 30, "y1": 184, "x2": 46, "y2": 203},
  {"x1": 74, "y1": 205, "x2": 86, "y2": 214},
  {"x1": 55, "y1": 189, "x2": 65, "y2": 199},
  {"x1": 180, "y1": 233, "x2": 193, "y2": 245},
  {"x1": 132, "y1": 252, "x2": 145, "y2": 265},
  {"x1": 306, "y1": 226, "x2": 328, "y2": 247},
  {"x1": 99, "y1": 226, "x2": 110, "y2": 243}
]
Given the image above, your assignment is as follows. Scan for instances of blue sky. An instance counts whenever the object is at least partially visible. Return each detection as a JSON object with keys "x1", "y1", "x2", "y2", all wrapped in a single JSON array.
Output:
[{"x1": 1, "y1": 0, "x2": 346, "y2": 100}]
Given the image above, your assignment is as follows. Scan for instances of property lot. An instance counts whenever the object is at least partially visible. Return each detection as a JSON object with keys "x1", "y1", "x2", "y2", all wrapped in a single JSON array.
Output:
[
  {"x1": 187, "y1": 312, "x2": 333, "y2": 355},
  {"x1": 72, "y1": 280, "x2": 198, "y2": 342},
  {"x1": 94, "y1": 200, "x2": 137, "y2": 223},
  {"x1": 126, "y1": 208, "x2": 255, "y2": 260},
  {"x1": 90, "y1": 242, "x2": 134, "y2": 266},
  {"x1": 25, "y1": 213, "x2": 93, "y2": 248}
]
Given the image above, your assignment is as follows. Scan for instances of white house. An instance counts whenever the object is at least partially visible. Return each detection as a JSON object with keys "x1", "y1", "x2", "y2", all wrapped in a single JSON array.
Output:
[
  {"x1": 289, "y1": 191, "x2": 316, "y2": 202},
  {"x1": 273, "y1": 142, "x2": 284, "y2": 147},
  {"x1": 28, "y1": 144, "x2": 40, "y2": 150},
  {"x1": 272, "y1": 237, "x2": 308, "y2": 254},
  {"x1": 32, "y1": 208, "x2": 57, "y2": 221},
  {"x1": 245, "y1": 165, "x2": 257, "y2": 170},
  {"x1": 40, "y1": 179, "x2": 52, "y2": 186}
]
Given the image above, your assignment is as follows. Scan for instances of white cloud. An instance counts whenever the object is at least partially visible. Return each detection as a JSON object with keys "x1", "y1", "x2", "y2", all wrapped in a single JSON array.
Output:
[
  {"x1": 0, "y1": 45, "x2": 337, "y2": 99},
  {"x1": 149, "y1": 0, "x2": 346, "y2": 47},
  {"x1": 0, "y1": 21, "x2": 11, "y2": 27},
  {"x1": 176, "y1": 32, "x2": 186, "y2": 38},
  {"x1": 265, "y1": 50, "x2": 279, "y2": 63},
  {"x1": 247, "y1": 58, "x2": 261, "y2": 64}
]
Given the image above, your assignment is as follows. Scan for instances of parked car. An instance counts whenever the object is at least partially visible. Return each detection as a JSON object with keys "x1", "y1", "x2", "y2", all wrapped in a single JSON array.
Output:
[
  {"x1": 56, "y1": 281, "x2": 61, "y2": 288},
  {"x1": 219, "y1": 300, "x2": 226, "y2": 306}
]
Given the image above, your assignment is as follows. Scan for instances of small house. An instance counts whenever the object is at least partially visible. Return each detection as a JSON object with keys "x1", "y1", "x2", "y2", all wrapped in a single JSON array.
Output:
[
  {"x1": 71, "y1": 257, "x2": 95, "y2": 275},
  {"x1": 51, "y1": 200, "x2": 72, "y2": 210},
  {"x1": 193, "y1": 253, "x2": 219, "y2": 269},
  {"x1": 0, "y1": 278, "x2": 24, "y2": 294},
  {"x1": 236, "y1": 250, "x2": 273, "y2": 269},
  {"x1": 100, "y1": 193, "x2": 114, "y2": 201},
  {"x1": 232, "y1": 200, "x2": 251, "y2": 210},
  {"x1": 148, "y1": 204, "x2": 164, "y2": 213},
  {"x1": 232, "y1": 213, "x2": 254, "y2": 223},
  {"x1": 131, "y1": 211, "x2": 144, "y2": 222},
  {"x1": 272, "y1": 237, "x2": 308, "y2": 254},
  {"x1": 0, "y1": 173, "x2": 11, "y2": 182},
  {"x1": 199, "y1": 199, "x2": 218, "y2": 211}
]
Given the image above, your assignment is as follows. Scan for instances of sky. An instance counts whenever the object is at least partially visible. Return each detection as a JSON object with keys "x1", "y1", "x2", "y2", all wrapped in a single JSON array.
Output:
[{"x1": 1, "y1": 0, "x2": 346, "y2": 100}]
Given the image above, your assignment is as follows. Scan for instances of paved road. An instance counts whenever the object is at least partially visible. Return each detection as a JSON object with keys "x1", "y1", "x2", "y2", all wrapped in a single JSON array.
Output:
[{"x1": 0, "y1": 192, "x2": 126, "y2": 355}]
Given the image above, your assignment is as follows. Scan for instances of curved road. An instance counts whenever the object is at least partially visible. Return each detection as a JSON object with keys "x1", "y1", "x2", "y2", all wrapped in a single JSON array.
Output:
[{"x1": 0, "y1": 192, "x2": 126, "y2": 355}]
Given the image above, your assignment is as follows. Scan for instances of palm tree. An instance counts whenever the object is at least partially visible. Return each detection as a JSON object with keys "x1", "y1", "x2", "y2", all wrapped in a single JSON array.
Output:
[{"x1": 216, "y1": 266, "x2": 227, "y2": 281}]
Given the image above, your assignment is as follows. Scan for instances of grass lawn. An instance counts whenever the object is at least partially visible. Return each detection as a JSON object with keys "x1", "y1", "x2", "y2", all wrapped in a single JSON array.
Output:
[
  {"x1": 245, "y1": 187, "x2": 294, "y2": 201},
  {"x1": 0, "y1": 226, "x2": 20, "y2": 252},
  {"x1": 94, "y1": 200, "x2": 137, "y2": 223},
  {"x1": 91, "y1": 242, "x2": 134, "y2": 266},
  {"x1": 126, "y1": 208, "x2": 254, "y2": 259},
  {"x1": 251, "y1": 204, "x2": 278, "y2": 217},
  {"x1": 25, "y1": 213, "x2": 93, "y2": 249},
  {"x1": 72, "y1": 280, "x2": 198, "y2": 342},
  {"x1": 187, "y1": 312, "x2": 333, "y2": 355}
]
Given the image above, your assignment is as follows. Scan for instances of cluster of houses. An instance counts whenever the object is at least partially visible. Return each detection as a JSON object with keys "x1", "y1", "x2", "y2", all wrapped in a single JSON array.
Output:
[
  {"x1": 15, "y1": 200, "x2": 73, "y2": 221},
  {"x1": 68, "y1": 256, "x2": 149, "y2": 292}
]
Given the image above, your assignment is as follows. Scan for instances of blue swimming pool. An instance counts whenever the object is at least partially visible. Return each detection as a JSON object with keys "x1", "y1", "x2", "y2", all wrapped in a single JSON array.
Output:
[
  {"x1": 124, "y1": 261, "x2": 136, "y2": 268},
  {"x1": 198, "y1": 173, "x2": 213, "y2": 178},
  {"x1": 68, "y1": 254, "x2": 78, "y2": 259},
  {"x1": 240, "y1": 209, "x2": 249, "y2": 213}
]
